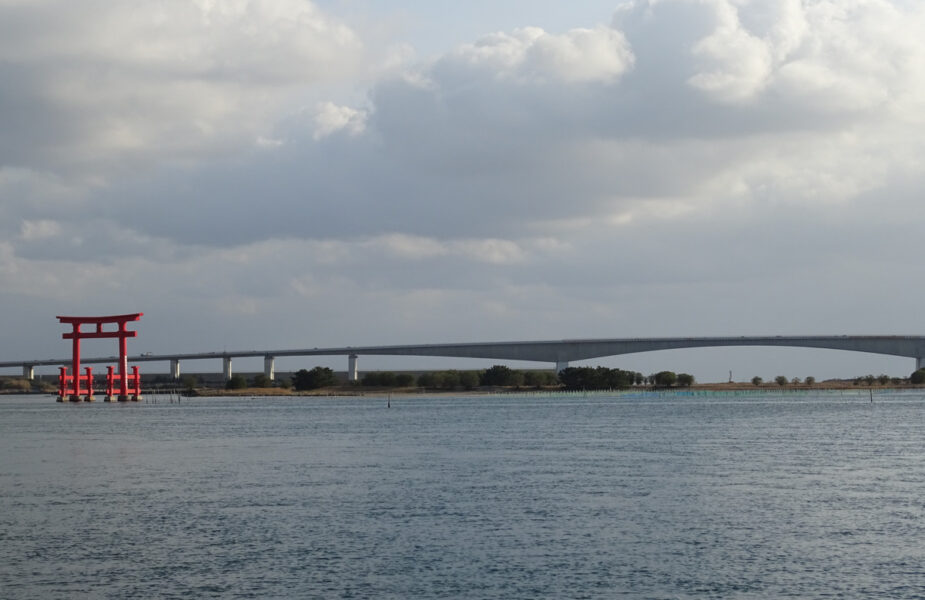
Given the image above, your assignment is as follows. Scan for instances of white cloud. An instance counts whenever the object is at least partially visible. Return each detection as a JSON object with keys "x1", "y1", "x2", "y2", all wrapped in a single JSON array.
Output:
[
  {"x1": 445, "y1": 25, "x2": 634, "y2": 84},
  {"x1": 771, "y1": 0, "x2": 925, "y2": 112},
  {"x1": 453, "y1": 239, "x2": 526, "y2": 264},
  {"x1": 367, "y1": 235, "x2": 525, "y2": 264},
  {"x1": 679, "y1": 0, "x2": 925, "y2": 111},
  {"x1": 313, "y1": 102, "x2": 368, "y2": 139},
  {"x1": 19, "y1": 220, "x2": 62, "y2": 241},
  {"x1": 688, "y1": 0, "x2": 774, "y2": 101},
  {"x1": 372, "y1": 234, "x2": 449, "y2": 259}
]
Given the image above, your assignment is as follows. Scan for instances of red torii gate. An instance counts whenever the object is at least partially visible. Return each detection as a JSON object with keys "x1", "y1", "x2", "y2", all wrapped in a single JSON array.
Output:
[{"x1": 57, "y1": 313, "x2": 143, "y2": 402}]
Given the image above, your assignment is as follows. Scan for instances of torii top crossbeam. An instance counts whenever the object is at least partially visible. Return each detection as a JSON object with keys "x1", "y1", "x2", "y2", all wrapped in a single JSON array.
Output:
[{"x1": 57, "y1": 313, "x2": 143, "y2": 333}]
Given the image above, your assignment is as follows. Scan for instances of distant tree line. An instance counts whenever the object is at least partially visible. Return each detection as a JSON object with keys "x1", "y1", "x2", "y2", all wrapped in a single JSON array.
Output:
[
  {"x1": 558, "y1": 367, "x2": 694, "y2": 390},
  {"x1": 749, "y1": 372, "x2": 923, "y2": 386},
  {"x1": 220, "y1": 368, "x2": 337, "y2": 391},
  {"x1": 416, "y1": 365, "x2": 558, "y2": 390},
  {"x1": 211, "y1": 366, "x2": 925, "y2": 392},
  {"x1": 559, "y1": 367, "x2": 640, "y2": 390},
  {"x1": 362, "y1": 372, "x2": 415, "y2": 387},
  {"x1": 292, "y1": 367, "x2": 337, "y2": 390},
  {"x1": 416, "y1": 370, "x2": 481, "y2": 390},
  {"x1": 853, "y1": 374, "x2": 903, "y2": 386},
  {"x1": 216, "y1": 363, "x2": 707, "y2": 392}
]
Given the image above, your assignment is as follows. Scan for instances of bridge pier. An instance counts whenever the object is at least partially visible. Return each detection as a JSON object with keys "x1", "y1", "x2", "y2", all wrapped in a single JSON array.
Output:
[
  {"x1": 348, "y1": 354, "x2": 358, "y2": 382},
  {"x1": 264, "y1": 356, "x2": 275, "y2": 381},
  {"x1": 917, "y1": 357, "x2": 924, "y2": 371},
  {"x1": 555, "y1": 360, "x2": 569, "y2": 374},
  {"x1": 170, "y1": 359, "x2": 181, "y2": 380},
  {"x1": 22, "y1": 365, "x2": 34, "y2": 380},
  {"x1": 223, "y1": 356, "x2": 232, "y2": 381}
]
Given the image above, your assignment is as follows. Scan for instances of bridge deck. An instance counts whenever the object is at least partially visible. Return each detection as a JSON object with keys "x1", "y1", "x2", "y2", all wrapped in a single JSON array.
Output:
[{"x1": 2, "y1": 335, "x2": 924, "y2": 370}]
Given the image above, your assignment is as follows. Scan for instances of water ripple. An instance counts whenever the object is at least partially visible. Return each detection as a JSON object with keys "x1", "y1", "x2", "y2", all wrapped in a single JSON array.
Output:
[{"x1": 2, "y1": 393, "x2": 925, "y2": 598}]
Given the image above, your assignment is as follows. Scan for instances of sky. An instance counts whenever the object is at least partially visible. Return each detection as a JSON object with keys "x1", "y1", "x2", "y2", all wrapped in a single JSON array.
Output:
[{"x1": 2, "y1": 0, "x2": 924, "y2": 382}]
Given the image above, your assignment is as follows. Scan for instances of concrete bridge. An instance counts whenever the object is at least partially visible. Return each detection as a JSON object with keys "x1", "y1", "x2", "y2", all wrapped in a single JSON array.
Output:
[{"x1": 2, "y1": 335, "x2": 924, "y2": 382}]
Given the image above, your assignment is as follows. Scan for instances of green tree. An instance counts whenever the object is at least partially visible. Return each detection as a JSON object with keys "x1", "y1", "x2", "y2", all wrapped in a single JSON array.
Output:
[
  {"x1": 510, "y1": 370, "x2": 526, "y2": 387},
  {"x1": 877, "y1": 374, "x2": 890, "y2": 386},
  {"x1": 677, "y1": 373, "x2": 695, "y2": 387},
  {"x1": 654, "y1": 371, "x2": 677, "y2": 388},
  {"x1": 911, "y1": 369, "x2": 925, "y2": 385},
  {"x1": 434, "y1": 370, "x2": 461, "y2": 390},
  {"x1": 751, "y1": 376, "x2": 763, "y2": 386},
  {"x1": 293, "y1": 367, "x2": 336, "y2": 390},
  {"x1": 481, "y1": 365, "x2": 518, "y2": 387},
  {"x1": 558, "y1": 367, "x2": 599, "y2": 390},
  {"x1": 522, "y1": 370, "x2": 546, "y2": 387},
  {"x1": 252, "y1": 373, "x2": 271, "y2": 388},
  {"x1": 458, "y1": 371, "x2": 480, "y2": 390},
  {"x1": 558, "y1": 367, "x2": 659, "y2": 391},
  {"x1": 362, "y1": 372, "x2": 397, "y2": 387},
  {"x1": 416, "y1": 373, "x2": 436, "y2": 388},
  {"x1": 805, "y1": 376, "x2": 815, "y2": 386},
  {"x1": 394, "y1": 374, "x2": 415, "y2": 387},
  {"x1": 226, "y1": 374, "x2": 247, "y2": 389},
  {"x1": 775, "y1": 375, "x2": 788, "y2": 386},
  {"x1": 379, "y1": 372, "x2": 398, "y2": 386},
  {"x1": 604, "y1": 368, "x2": 634, "y2": 389},
  {"x1": 791, "y1": 377, "x2": 801, "y2": 385},
  {"x1": 181, "y1": 374, "x2": 198, "y2": 391},
  {"x1": 524, "y1": 370, "x2": 558, "y2": 387}
]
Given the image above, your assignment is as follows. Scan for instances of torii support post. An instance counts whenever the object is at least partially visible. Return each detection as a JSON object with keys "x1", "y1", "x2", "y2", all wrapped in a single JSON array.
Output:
[
  {"x1": 57, "y1": 367, "x2": 67, "y2": 402},
  {"x1": 106, "y1": 366, "x2": 116, "y2": 402},
  {"x1": 56, "y1": 364, "x2": 95, "y2": 402},
  {"x1": 130, "y1": 365, "x2": 140, "y2": 401},
  {"x1": 56, "y1": 313, "x2": 143, "y2": 403},
  {"x1": 84, "y1": 366, "x2": 94, "y2": 402}
]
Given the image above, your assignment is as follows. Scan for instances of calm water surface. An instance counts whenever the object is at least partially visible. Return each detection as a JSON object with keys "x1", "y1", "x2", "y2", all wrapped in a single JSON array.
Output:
[{"x1": 2, "y1": 391, "x2": 925, "y2": 598}]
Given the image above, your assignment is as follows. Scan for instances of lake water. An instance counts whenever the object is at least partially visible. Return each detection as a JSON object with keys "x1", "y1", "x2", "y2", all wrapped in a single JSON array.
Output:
[{"x1": 2, "y1": 390, "x2": 925, "y2": 598}]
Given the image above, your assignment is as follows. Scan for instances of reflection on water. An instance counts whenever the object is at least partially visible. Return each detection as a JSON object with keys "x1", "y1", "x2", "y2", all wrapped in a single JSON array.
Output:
[{"x1": 2, "y1": 391, "x2": 925, "y2": 598}]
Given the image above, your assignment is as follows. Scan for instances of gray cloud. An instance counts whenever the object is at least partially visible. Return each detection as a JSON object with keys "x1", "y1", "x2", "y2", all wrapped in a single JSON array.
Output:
[{"x1": 0, "y1": 0, "x2": 364, "y2": 176}]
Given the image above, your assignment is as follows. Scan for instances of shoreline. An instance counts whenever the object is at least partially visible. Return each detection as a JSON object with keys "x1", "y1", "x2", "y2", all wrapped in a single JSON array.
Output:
[{"x1": 5, "y1": 381, "x2": 925, "y2": 398}]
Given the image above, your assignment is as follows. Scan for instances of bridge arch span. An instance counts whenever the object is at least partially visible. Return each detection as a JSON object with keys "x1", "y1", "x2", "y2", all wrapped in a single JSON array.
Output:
[
  {"x1": 3, "y1": 335, "x2": 924, "y2": 381},
  {"x1": 330, "y1": 336, "x2": 925, "y2": 374}
]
